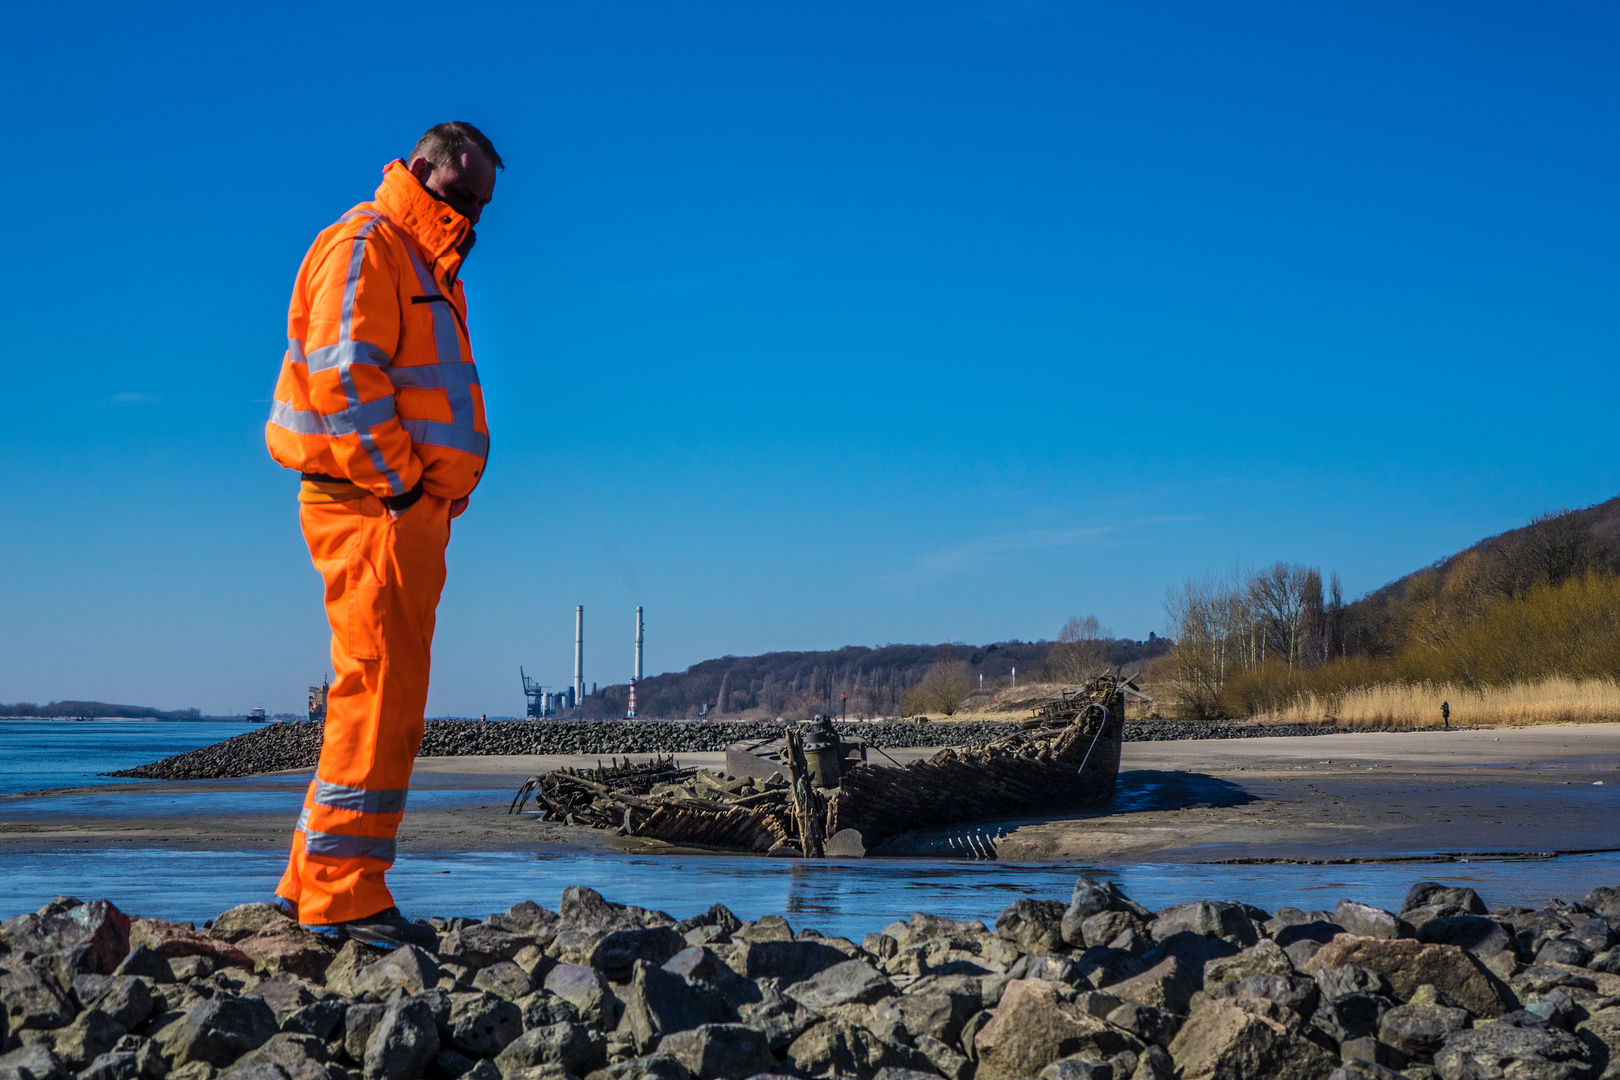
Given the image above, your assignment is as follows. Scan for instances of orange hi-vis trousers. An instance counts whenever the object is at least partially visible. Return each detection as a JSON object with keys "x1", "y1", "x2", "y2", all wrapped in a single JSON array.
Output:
[{"x1": 277, "y1": 491, "x2": 451, "y2": 925}]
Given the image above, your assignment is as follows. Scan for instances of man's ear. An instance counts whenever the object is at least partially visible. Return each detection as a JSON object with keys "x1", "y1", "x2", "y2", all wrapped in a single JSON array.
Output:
[{"x1": 407, "y1": 156, "x2": 435, "y2": 185}]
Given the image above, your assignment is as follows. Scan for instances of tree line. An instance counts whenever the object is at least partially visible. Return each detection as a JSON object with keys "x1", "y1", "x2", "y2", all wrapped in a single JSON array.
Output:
[
  {"x1": 1160, "y1": 498, "x2": 1620, "y2": 719},
  {"x1": 0, "y1": 700, "x2": 203, "y2": 719}
]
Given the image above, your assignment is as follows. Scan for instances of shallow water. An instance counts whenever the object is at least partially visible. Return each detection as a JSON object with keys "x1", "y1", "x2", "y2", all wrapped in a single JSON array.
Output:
[
  {"x1": 3, "y1": 847, "x2": 1616, "y2": 938},
  {"x1": 0, "y1": 720, "x2": 258, "y2": 795}
]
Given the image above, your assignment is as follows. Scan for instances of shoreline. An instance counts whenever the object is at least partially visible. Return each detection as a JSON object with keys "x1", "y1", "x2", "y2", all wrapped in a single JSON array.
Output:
[{"x1": 2, "y1": 726, "x2": 1616, "y2": 863}]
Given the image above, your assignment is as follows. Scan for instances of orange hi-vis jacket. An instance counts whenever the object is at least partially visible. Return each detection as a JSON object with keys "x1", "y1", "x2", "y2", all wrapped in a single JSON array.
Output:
[{"x1": 266, "y1": 161, "x2": 489, "y2": 500}]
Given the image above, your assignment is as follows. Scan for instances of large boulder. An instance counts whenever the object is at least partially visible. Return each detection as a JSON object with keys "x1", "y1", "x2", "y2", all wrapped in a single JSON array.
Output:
[
  {"x1": 40, "y1": 1008, "x2": 126, "y2": 1071},
  {"x1": 662, "y1": 947, "x2": 761, "y2": 1023},
  {"x1": 128, "y1": 919, "x2": 251, "y2": 969},
  {"x1": 559, "y1": 888, "x2": 673, "y2": 932},
  {"x1": 219, "y1": 1032, "x2": 331, "y2": 1080},
  {"x1": 1304, "y1": 935, "x2": 1518, "y2": 1018},
  {"x1": 0, "y1": 1043, "x2": 70, "y2": 1080},
  {"x1": 543, "y1": 963, "x2": 622, "y2": 1029},
  {"x1": 656, "y1": 1024, "x2": 775, "y2": 1080},
  {"x1": 71, "y1": 975, "x2": 153, "y2": 1031},
  {"x1": 363, "y1": 993, "x2": 440, "y2": 1080},
  {"x1": 1, "y1": 901, "x2": 131, "y2": 979},
  {"x1": 1168, "y1": 999, "x2": 1337, "y2": 1080},
  {"x1": 972, "y1": 979, "x2": 1138, "y2": 1080},
  {"x1": 497, "y1": 1023, "x2": 607, "y2": 1077},
  {"x1": 785, "y1": 960, "x2": 897, "y2": 1011},
  {"x1": 1334, "y1": 902, "x2": 1415, "y2": 942},
  {"x1": 617, "y1": 961, "x2": 710, "y2": 1054},
  {"x1": 590, "y1": 928, "x2": 687, "y2": 981},
  {"x1": 730, "y1": 939, "x2": 849, "y2": 985},
  {"x1": 1204, "y1": 940, "x2": 1294, "y2": 992},
  {"x1": 1378, "y1": 1002, "x2": 1470, "y2": 1061},
  {"x1": 1105, "y1": 957, "x2": 1198, "y2": 1016},
  {"x1": 234, "y1": 925, "x2": 336, "y2": 982},
  {"x1": 444, "y1": 991, "x2": 523, "y2": 1058},
  {"x1": 439, "y1": 923, "x2": 530, "y2": 968},
  {"x1": 1211, "y1": 974, "x2": 1320, "y2": 1019},
  {"x1": 785, "y1": 1017, "x2": 926, "y2": 1079},
  {"x1": 156, "y1": 995, "x2": 280, "y2": 1068},
  {"x1": 995, "y1": 900, "x2": 1068, "y2": 956},
  {"x1": 1, "y1": 964, "x2": 76, "y2": 1030},
  {"x1": 1401, "y1": 884, "x2": 1487, "y2": 924},
  {"x1": 208, "y1": 905, "x2": 293, "y2": 945},
  {"x1": 1433, "y1": 1017, "x2": 1594, "y2": 1080},
  {"x1": 1150, "y1": 903, "x2": 1258, "y2": 948},
  {"x1": 348, "y1": 946, "x2": 442, "y2": 997}
]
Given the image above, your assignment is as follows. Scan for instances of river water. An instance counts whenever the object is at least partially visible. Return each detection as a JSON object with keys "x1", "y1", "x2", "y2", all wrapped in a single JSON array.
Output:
[{"x1": 2, "y1": 720, "x2": 1617, "y2": 935}]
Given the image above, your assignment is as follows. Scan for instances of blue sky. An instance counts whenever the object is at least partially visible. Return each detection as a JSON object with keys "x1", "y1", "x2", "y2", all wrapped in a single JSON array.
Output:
[{"x1": 2, "y1": 1, "x2": 1616, "y2": 716}]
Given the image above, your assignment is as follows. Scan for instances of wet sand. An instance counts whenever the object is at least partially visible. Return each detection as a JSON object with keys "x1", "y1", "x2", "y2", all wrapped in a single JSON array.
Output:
[{"x1": 1, "y1": 726, "x2": 1616, "y2": 863}]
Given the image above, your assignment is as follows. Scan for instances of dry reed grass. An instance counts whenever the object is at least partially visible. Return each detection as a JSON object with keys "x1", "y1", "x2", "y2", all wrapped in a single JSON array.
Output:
[{"x1": 1261, "y1": 676, "x2": 1620, "y2": 729}]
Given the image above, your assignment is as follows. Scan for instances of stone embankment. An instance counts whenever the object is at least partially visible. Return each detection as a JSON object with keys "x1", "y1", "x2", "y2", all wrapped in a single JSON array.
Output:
[
  {"x1": 108, "y1": 718, "x2": 1391, "y2": 783},
  {"x1": 3, "y1": 879, "x2": 1618, "y2": 1080}
]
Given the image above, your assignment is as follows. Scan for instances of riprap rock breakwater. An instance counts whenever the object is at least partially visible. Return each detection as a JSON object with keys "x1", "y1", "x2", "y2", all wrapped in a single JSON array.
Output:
[
  {"x1": 3, "y1": 878, "x2": 1618, "y2": 1080},
  {"x1": 107, "y1": 717, "x2": 1374, "y2": 783}
]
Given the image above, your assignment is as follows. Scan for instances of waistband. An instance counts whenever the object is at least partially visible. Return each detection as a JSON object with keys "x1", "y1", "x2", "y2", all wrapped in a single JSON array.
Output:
[{"x1": 299, "y1": 473, "x2": 425, "y2": 514}]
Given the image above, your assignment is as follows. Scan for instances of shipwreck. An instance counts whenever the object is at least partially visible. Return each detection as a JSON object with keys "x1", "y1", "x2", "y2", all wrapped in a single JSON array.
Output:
[{"x1": 508, "y1": 673, "x2": 1137, "y2": 857}]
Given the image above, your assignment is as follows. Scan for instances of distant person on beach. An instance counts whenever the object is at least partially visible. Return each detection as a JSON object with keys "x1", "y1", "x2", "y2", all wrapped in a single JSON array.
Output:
[
  {"x1": 1442, "y1": 700, "x2": 1451, "y2": 728},
  {"x1": 263, "y1": 122, "x2": 501, "y2": 948}
]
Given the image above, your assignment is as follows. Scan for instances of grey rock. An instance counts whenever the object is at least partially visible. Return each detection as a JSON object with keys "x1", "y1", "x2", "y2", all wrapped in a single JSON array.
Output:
[
  {"x1": 44, "y1": 1007, "x2": 125, "y2": 1070},
  {"x1": 543, "y1": 965, "x2": 621, "y2": 1030},
  {"x1": 1105, "y1": 957, "x2": 1198, "y2": 1016},
  {"x1": 1149, "y1": 902, "x2": 1258, "y2": 948},
  {"x1": 0, "y1": 901, "x2": 131, "y2": 979},
  {"x1": 1434, "y1": 1017, "x2": 1594, "y2": 1080},
  {"x1": 1007, "y1": 954, "x2": 1085, "y2": 988},
  {"x1": 559, "y1": 888, "x2": 673, "y2": 933},
  {"x1": 1203, "y1": 940, "x2": 1295, "y2": 992},
  {"x1": 432, "y1": 1047, "x2": 478, "y2": 1078},
  {"x1": 157, "y1": 996, "x2": 280, "y2": 1068},
  {"x1": 731, "y1": 940, "x2": 847, "y2": 986},
  {"x1": 672, "y1": 906, "x2": 742, "y2": 940},
  {"x1": 1536, "y1": 939, "x2": 1594, "y2": 968},
  {"x1": 1325, "y1": 1060, "x2": 1406, "y2": 1080},
  {"x1": 1402, "y1": 884, "x2": 1488, "y2": 920},
  {"x1": 1314, "y1": 994, "x2": 1396, "y2": 1043},
  {"x1": 113, "y1": 949, "x2": 176, "y2": 985},
  {"x1": 496, "y1": 1023, "x2": 607, "y2": 1078},
  {"x1": 590, "y1": 930, "x2": 687, "y2": 982},
  {"x1": 520, "y1": 990, "x2": 582, "y2": 1030},
  {"x1": 1570, "y1": 917, "x2": 1616, "y2": 954},
  {"x1": 280, "y1": 1000, "x2": 345, "y2": 1041},
  {"x1": 221, "y1": 1032, "x2": 330, "y2": 1080},
  {"x1": 733, "y1": 986, "x2": 818, "y2": 1051},
  {"x1": 1073, "y1": 948, "x2": 1147, "y2": 989},
  {"x1": 79, "y1": 1050, "x2": 143, "y2": 1080},
  {"x1": 362, "y1": 994, "x2": 439, "y2": 1080},
  {"x1": 1337, "y1": 1037, "x2": 1406, "y2": 1070},
  {"x1": 996, "y1": 900, "x2": 1067, "y2": 956},
  {"x1": 239, "y1": 980, "x2": 314, "y2": 1026},
  {"x1": 1, "y1": 964, "x2": 75, "y2": 1030},
  {"x1": 656, "y1": 1024, "x2": 774, "y2": 1080},
  {"x1": 342, "y1": 1003, "x2": 385, "y2": 1066},
  {"x1": 1303, "y1": 936, "x2": 1519, "y2": 1019},
  {"x1": 1212, "y1": 974, "x2": 1319, "y2": 1019},
  {"x1": 440, "y1": 925, "x2": 530, "y2": 969},
  {"x1": 1415, "y1": 915, "x2": 1512, "y2": 956},
  {"x1": 0, "y1": 1043, "x2": 69, "y2": 1080},
  {"x1": 972, "y1": 980, "x2": 1139, "y2": 1080},
  {"x1": 584, "y1": 1052, "x2": 691, "y2": 1080},
  {"x1": 1582, "y1": 887, "x2": 1620, "y2": 921},
  {"x1": 1167, "y1": 1000, "x2": 1337, "y2": 1080},
  {"x1": 617, "y1": 961, "x2": 709, "y2": 1055},
  {"x1": 1077, "y1": 912, "x2": 1145, "y2": 952},
  {"x1": 1334, "y1": 902, "x2": 1414, "y2": 942},
  {"x1": 784, "y1": 960, "x2": 896, "y2": 1011},
  {"x1": 1314, "y1": 965, "x2": 1390, "y2": 1000},
  {"x1": 208, "y1": 907, "x2": 292, "y2": 946},
  {"x1": 1377, "y1": 1002, "x2": 1470, "y2": 1061},
  {"x1": 1036, "y1": 1057, "x2": 1112, "y2": 1080},
  {"x1": 785, "y1": 1018, "x2": 921, "y2": 1080},
  {"x1": 914, "y1": 1033, "x2": 972, "y2": 1080},
  {"x1": 446, "y1": 991, "x2": 523, "y2": 1059},
  {"x1": 486, "y1": 901, "x2": 562, "y2": 941},
  {"x1": 871, "y1": 1069, "x2": 939, "y2": 1080},
  {"x1": 473, "y1": 961, "x2": 536, "y2": 1001},
  {"x1": 348, "y1": 946, "x2": 441, "y2": 998},
  {"x1": 1105, "y1": 1003, "x2": 1182, "y2": 1049},
  {"x1": 871, "y1": 992, "x2": 960, "y2": 1044},
  {"x1": 660, "y1": 948, "x2": 760, "y2": 1023}
]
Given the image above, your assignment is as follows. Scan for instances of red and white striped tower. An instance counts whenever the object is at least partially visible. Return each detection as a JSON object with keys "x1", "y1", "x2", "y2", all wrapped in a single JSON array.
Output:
[{"x1": 627, "y1": 679, "x2": 637, "y2": 719}]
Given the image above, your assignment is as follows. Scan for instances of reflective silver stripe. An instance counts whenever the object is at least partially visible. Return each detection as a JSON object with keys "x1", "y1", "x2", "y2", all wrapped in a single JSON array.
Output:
[
  {"x1": 314, "y1": 780, "x2": 408, "y2": 815},
  {"x1": 400, "y1": 418, "x2": 490, "y2": 456},
  {"x1": 387, "y1": 363, "x2": 480, "y2": 392},
  {"x1": 295, "y1": 808, "x2": 310, "y2": 832},
  {"x1": 289, "y1": 338, "x2": 307, "y2": 366},
  {"x1": 268, "y1": 396, "x2": 395, "y2": 437},
  {"x1": 302, "y1": 829, "x2": 396, "y2": 863},
  {"x1": 336, "y1": 214, "x2": 404, "y2": 496},
  {"x1": 307, "y1": 341, "x2": 391, "y2": 375},
  {"x1": 399, "y1": 242, "x2": 482, "y2": 455}
]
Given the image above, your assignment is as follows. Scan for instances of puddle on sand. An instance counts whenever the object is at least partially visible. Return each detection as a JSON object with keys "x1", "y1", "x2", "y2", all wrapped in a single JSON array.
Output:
[
  {"x1": 3, "y1": 848, "x2": 1616, "y2": 939},
  {"x1": 0, "y1": 788, "x2": 512, "y2": 820}
]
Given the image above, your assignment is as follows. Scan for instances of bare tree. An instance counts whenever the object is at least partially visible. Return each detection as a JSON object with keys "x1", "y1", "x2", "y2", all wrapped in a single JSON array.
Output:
[
  {"x1": 1048, "y1": 615, "x2": 1112, "y2": 683},
  {"x1": 905, "y1": 659, "x2": 974, "y2": 716}
]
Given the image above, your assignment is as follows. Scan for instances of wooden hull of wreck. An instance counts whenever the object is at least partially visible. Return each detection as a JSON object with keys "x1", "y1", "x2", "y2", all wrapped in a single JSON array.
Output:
[{"x1": 824, "y1": 704, "x2": 1124, "y2": 850}]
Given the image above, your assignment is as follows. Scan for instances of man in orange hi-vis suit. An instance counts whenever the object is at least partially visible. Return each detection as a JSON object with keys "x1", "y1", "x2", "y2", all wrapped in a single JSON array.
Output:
[{"x1": 265, "y1": 122, "x2": 499, "y2": 947}]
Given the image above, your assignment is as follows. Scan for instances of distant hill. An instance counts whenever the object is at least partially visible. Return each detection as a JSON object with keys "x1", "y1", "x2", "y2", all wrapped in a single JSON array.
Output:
[
  {"x1": 0, "y1": 700, "x2": 203, "y2": 720},
  {"x1": 1344, "y1": 494, "x2": 1620, "y2": 655},
  {"x1": 580, "y1": 636, "x2": 1169, "y2": 720}
]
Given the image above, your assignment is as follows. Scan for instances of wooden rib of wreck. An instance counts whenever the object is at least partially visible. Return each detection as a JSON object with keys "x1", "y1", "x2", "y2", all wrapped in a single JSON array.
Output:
[{"x1": 508, "y1": 673, "x2": 1135, "y2": 857}]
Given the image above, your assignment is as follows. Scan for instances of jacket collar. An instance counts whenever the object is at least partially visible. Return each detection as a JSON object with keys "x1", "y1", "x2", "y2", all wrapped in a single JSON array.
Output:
[{"x1": 372, "y1": 160, "x2": 469, "y2": 284}]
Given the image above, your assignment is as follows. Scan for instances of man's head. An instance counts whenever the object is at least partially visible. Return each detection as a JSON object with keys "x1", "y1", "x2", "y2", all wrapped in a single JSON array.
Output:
[{"x1": 405, "y1": 121, "x2": 502, "y2": 234}]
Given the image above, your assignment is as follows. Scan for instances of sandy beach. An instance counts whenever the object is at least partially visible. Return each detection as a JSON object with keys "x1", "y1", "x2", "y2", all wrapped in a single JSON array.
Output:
[{"x1": 1, "y1": 725, "x2": 1615, "y2": 862}]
